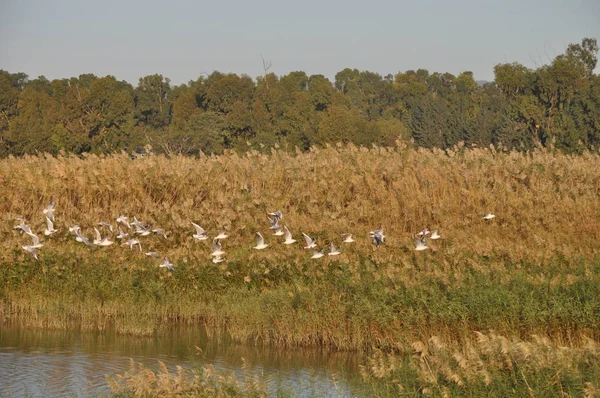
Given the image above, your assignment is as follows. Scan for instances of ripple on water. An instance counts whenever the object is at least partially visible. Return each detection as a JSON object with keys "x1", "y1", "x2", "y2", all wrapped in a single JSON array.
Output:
[{"x1": 0, "y1": 327, "x2": 364, "y2": 397}]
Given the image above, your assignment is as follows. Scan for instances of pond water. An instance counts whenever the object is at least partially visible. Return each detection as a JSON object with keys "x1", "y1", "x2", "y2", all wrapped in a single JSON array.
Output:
[{"x1": 0, "y1": 325, "x2": 369, "y2": 397}]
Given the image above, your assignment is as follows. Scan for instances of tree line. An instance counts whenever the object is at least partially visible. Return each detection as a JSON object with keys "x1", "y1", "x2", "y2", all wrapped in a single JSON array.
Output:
[{"x1": 0, "y1": 38, "x2": 598, "y2": 157}]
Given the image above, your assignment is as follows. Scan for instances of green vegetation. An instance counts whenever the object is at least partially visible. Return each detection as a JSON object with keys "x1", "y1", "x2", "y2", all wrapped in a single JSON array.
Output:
[
  {"x1": 1, "y1": 143, "x2": 599, "y2": 396},
  {"x1": 1, "y1": 38, "x2": 599, "y2": 157}
]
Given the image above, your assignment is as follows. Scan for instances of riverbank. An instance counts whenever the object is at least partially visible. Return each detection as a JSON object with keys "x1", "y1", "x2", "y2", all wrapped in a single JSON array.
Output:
[{"x1": 2, "y1": 250, "x2": 600, "y2": 347}]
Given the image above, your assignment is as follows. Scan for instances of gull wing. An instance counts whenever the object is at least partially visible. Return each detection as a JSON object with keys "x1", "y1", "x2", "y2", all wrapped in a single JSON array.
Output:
[
  {"x1": 94, "y1": 228, "x2": 102, "y2": 242},
  {"x1": 256, "y1": 232, "x2": 265, "y2": 246},
  {"x1": 46, "y1": 217, "x2": 54, "y2": 231},
  {"x1": 302, "y1": 233, "x2": 314, "y2": 246},
  {"x1": 212, "y1": 239, "x2": 222, "y2": 253},
  {"x1": 77, "y1": 231, "x2": 93, "y2": 247},
  {"x1": 283, "y1": 226, "x2": 293, "y2": 240},
  {"x1": 329, "y1": 242, "x2": 339, "y2": 254},
  {"x1": 27, "y1": 232, "x2": 40, "y2": 246},
  {"x1": 191, "y1": 222, "x2": 206, "y2": 235}
]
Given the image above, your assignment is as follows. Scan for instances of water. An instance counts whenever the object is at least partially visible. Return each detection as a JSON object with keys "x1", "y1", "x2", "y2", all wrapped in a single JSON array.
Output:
[{"x1": 0, "y1": 326, "x2": 367, "y2": 397}]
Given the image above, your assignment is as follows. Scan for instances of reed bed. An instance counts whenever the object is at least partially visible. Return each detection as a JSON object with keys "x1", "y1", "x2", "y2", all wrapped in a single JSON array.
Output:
[
  {"x1": 359, "y1": 332, "x2": 600, "y2": 397},
  {"x1": 1, "y1": 143, "x2": 599, "y2": 350},
  {"x1": 107, "y1": 332, "x2": 600, "y2": 397},
  {"x1": 107, "y1": 359, "x2": 270, "y2": 397}
]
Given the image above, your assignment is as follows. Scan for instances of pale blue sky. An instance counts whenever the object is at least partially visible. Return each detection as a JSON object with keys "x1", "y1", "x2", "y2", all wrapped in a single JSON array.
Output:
[{"x1": 0, "y1": 0, "x2": 598, "y2": 85}]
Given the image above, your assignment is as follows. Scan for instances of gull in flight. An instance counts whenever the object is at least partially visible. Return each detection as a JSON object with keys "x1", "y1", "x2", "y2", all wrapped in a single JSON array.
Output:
[
  {"x1": 26, "y1": 231, "x2": 44, "y2": 249},
  {"x1": 116, "y1": 227, "x2": 129, "y2": 240},
  {"x1": 369, "y1": 224, "x2": 384, "y2": 236},
  {"x1": 282, "y1": 226, "x2": 296, "y2": 244},
  {"x1": 371, "y1": 233, "x2": 384, "y2": 247},
  {"x1": 414, "y1": 236, "x2": 429, "y2": 251},
  {"x1": 43, "y1": 201, "x2": 55, "y2": 222},
  {"x1": 268, "y1": 216, "x2": 283, "y2": 236},
  {"x1": 341, "y1": 233, "x2": 355, "y2": 243},
  {"x1": 124, "y1": 238, "x2": 142, "y2": 251},
  {"x1": 134, "y1": 223, "x2": 152, "y2": 236},
  {"x1": 416, "y1": 228, "x2": 430, "y2": 238},
  {"x1": 483, "y1": 212, "x2": 496, "y2": 220},
  {"x1": 268, "y1": 216, "x2": 281, "y2": 229},
  {"x1": 328, "y1": 242, "x2": 341, "y2": 256},
  {"x1": 191, "y1": 222, "x2": 208, "y2": 241},
  {"x1": 211, "y1": 239, "x2": 225, "y2": 257},
  {"x1": 44, "y1": 217, "x2": 58, "y2": 236},
  {"x1": 268, "y1": 211, "x2": 283, "y2": 221},
  {"x1": 131, "y1": 216, "x2": 143, "y2": 229},
  {"x1": 75, "y1": 229, "x2": 93, "y2": 248},
  {"x1": 145, "y1": 251, "x2": 160, "y2": 258},
  {"x1": 14, "y1": 218, "x2": 32, "y2": 234},
  {"x1": 311, "y1": 248, "x2": 324, "y2": 259},
  {"x1": 253, "y1": 232, "x2": 268, "y2": 250},
  {"x1": 93, "y1": 227, "x2": 103, "y2": 242},
  {"x1": 369, "y1": 225, "x2": 385, "y2": 245},
  {"x1": 212, "y1": 254, "x2": 225, "y2": 263},
  {"x1": 430, "y1": 230, "x2": 441, "y2": 240},
  {"x1": 302, "y1": 233, "x2": 317, "y2": 249},
  {"x1": 69, "y1": 224, "x2": 81, "y2": 236},
  {"x1": 152, "y1": 228, "x2": 168, "y2": 240},
  {"x1": 369, "y1": 225, "x2": 385, "y2": 247},
  {"x1": 215, "y1": 226, "x2": 228, "y2": 240},
  {"x1": 159, "y1": 258, "x2": 174, "y2": 271},
  {"x1": 116, "y1": 214, "x2": 131, "y2": 229},
  {"x1": 98, "y1": 221, "x2": 114, "y2": 233},
  {"x1": 93, "y1": 228, "x2": 114, "y2": 246},
  {"x1": 22, "y1": 245, "x2": 39, "y2": 260}
]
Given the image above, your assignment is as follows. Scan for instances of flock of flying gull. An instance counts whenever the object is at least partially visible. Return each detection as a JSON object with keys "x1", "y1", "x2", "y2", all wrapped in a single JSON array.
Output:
[{"x1": 13, "y1": 201, "x2": 497, "y2": 271}]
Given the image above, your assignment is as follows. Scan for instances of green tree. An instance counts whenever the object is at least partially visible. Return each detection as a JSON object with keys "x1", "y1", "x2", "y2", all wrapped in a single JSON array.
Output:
[
  {"x1": 494, "y1": 63, "x2": 530, "y2": 98},
  {"x1": 9, "y1": 87, "x2": 54, "y2": 154},
  {"x1": 205, "y1": 73, "x2": 255, "y2": 113},
  {"x1": 455, "y1": 71, "x2": 477, "y2": 94},
  {"x1": 334, "y1": 68, "x2": 360, "y2": 94},
  {"x1": 308, "y1": 74, "x2": 333, "y2": 111},
  {"x1": 135, "y1": 74, "x2": 171, "y2": 128},
  {"x1": 171, "y1": 90, "x2": 199, "y2": 129},
  {"x1": 0, "y1": 71, "x2": 22, "y2": 154}
]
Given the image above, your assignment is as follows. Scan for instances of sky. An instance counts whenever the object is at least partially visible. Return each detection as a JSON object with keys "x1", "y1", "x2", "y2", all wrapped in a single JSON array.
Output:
[{"x1": 0, "y1": 0, "x2": 599, "y2": 85}]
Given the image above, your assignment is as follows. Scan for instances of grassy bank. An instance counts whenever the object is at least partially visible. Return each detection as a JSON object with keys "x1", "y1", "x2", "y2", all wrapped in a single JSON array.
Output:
[
  {"x1": 1, "y1": 144, "x2": 599, "y2": 350},
  {"x1": 2, "y1": 250, "x2": 600, "y2": 347}
]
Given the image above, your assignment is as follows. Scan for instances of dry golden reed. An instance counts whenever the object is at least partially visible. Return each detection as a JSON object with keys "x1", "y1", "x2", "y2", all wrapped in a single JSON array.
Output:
[
  {"x1": 1, "y1": 143, "x2": 599, "y2": 352},
  {"x1": 107, "y1": 359, "x2": 268, "y2": 397},
  {"x1": 360, "y1": 332, "x2": 600, "y2": 396},
  {"x1": 1, "y1": 143, "x2": 598, "y2": 263}
]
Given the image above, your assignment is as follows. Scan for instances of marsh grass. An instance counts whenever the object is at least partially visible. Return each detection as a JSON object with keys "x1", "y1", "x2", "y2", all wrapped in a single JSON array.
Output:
[
  {"x1": 359, "y1": 332, "x2": 600, "y2": 397},
  {"x1": 0, "y1": 143, "x2": 599, "y2": 350},
  {"x1": 107, "y1": 359, "x2": 269, "y2": 397},
  {"x1": 106, "y1": 332, "x2": 600, "y2": 397}
]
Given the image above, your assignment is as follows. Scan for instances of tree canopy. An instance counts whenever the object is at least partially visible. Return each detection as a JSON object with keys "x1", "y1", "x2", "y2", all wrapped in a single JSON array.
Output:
[{"x1": 1, "y1": 38, "x2": 598, "y2": 157}]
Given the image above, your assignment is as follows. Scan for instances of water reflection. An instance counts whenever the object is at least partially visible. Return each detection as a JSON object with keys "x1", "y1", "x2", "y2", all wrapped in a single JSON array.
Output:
[{"x1": 0, "y1": 326, "x2": 365, "y2": 397}]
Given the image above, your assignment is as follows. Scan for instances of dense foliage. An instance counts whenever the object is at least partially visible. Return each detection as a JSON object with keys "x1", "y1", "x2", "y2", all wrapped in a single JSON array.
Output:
[{"x1": 0, "y1": 38, "x2": 598, "y2": 157}]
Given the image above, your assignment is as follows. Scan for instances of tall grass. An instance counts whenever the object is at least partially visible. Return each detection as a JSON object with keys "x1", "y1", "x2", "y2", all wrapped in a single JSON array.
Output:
[
  {"x1": 1, "y1": 143, "x2": 599, "y2": 350},
  {"x1": 107, "y1": 359, "x2": 270, "y2": 397},
  {"x1": 106, "y1": 332, "x2": 600, "y2": 396},
  {"x1": 359, "y1": 332, "x2": 600, "y2": 397}
]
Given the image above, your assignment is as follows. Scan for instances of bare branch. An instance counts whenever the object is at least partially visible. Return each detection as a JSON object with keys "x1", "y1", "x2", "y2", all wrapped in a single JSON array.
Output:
[{"x1": 261, "y1": 55, "x2": 272, "y2": 76}]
